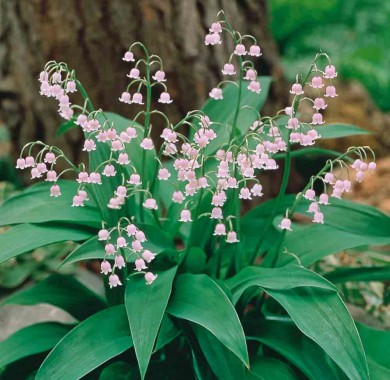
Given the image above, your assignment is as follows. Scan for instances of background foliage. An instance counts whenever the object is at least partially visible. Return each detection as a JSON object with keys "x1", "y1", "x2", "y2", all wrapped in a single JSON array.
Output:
[{"x1": 270, "y1": 0, "x2": 390, "y2": 111}]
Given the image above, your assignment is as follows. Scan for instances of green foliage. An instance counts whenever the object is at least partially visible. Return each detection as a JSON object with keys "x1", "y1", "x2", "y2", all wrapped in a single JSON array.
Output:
[
  {"x1": 167, "y1": 273, "x2": 249, "y2": 368},
  {"x1": 246, "y1": 357, "x2": 300, "y2": 380},
  {"x1": 0, "y1": 323, "x2": 72, "y2": 369},
  {"x1": 270, "y1": 0, "x2": 390, "y2": 110},
  {"x1": 36, "y1": 306, "x2": 133, "y2": 380},
  {"x1": 357, "y1": 323, "x2": 390, "y2": 379},
  {"x1": 248, "y1": 320, "x2": 347, "y2": 379},
  {"x1": 0, "y1": 223, "x2": 94, "y2": 265},
  {"x1": 0, "y1": 181, "x2": 101, "y2": 228},
  {"x1": 265, "y1": 288, "x2": 369, "y2": 380},
  {"x1": 1, "y1": 274, "x2": 107, "y2": 320},
  {"x1": 125, "y1": 266, "x2": 177, "y2": 379}
]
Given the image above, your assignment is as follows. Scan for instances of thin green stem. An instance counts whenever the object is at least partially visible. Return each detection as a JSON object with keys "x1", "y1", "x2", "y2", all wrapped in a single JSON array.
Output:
[
  {"x1": 140, "y1": 52, "x2": 152, "y2": 223},
  {"x1": 76, "y1": 80, "x2": 94, "y2": 113},
  {"x1": 184, "y1": 189, "x2": 204, "y2": 257}
]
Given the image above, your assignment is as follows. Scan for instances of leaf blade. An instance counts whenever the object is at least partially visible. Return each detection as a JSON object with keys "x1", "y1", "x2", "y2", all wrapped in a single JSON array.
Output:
[
  {"x1": 36, "y1": 306, "x2": 132, "y2": 380},
  {"x1": 2, "y1": 274, "x2": 107, "y2": 320},
  {"x1": 0, "y1": 223, "x2": 94, "y2": 265},
  {"x1": 167, "y1": 273, "x2": 249, "y2": 367},
  {"x1": 125, "y1": 266, "x2": 177, "y2": 379},
  {"x1": 266, "y1": 288, "x2": 369, "y2": 380},
  {"x1": 0, "y1": 322, "x2": 72, "y2": 369}
]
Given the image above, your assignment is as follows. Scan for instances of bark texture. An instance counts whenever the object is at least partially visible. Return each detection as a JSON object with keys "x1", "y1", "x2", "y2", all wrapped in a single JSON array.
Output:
[{"x1": 0, "y1": 0, "x2": 286, "y2": 162}]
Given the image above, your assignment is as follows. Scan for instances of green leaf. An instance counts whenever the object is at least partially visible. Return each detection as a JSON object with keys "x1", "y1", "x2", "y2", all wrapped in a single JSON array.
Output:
[
  {"x1": 56, "y1": 117, "x2": 77, "y2": 137},
  {"x1": 60, "y1": 236, "x2": 105, "y2": 266},
  {"x1": 316, "y1": 124, "x2": 370, "y2": 139},
  {"x1": 281, "y1": 225, "x2": 390, "y2": 267},
  {"x1": 226, "y1": 265, "x2": 337, "y2": 304},
  {"x1": 278, "y1": 198, "x2": 390, "y2": 267},
  {"x1": 246, "y1": 357, "x2": 300, "y2": 380},
  {"x1": 167, "y1": 273, "x2": 249, "y2": 367},
  {"x1": 0, "y1": 223, "x2": 94, "y2": 265},
  {"x1": 181, "y1": 247, "x2": 207, "y2": 274},
  {"x1": 357, "y1": 323, "x2": 390, "y2": 380},
  {"x1": 192, "y1": 324, "x2": 245, "y2": 380},
  {"x1": 240, "y1": 195, "x2": 294, "y2": 259},
  {"x1": 99, "y1": 361, "x2": 133, "y2": 380},
  {"x1": 200, "y1": 77, "x2": 271, "y2": 154},
  {"x1": 2, "y1": 274, "x2": 107, "y2": 320},
  {"x1": 248, "y1": 320, "x2": 347, "y2": 380},
  {"x1": 36, "y1": 306, "x2": 133, "y2": 380},
  {"x1": 139, "y1": 223, "x2": 175, "y2": 252},
  {"x1": 125, "y1": 266, "x2": 177, "y2": 379},
  {"x1": 265, "y1": 288, "x2": 369, "y2": 380},
  {"x1": 324, "y1": 266, "x2": 390, "y2": 283},
  {"x1": 0, "y1": 181, "x2": 100, "y2": 228},
  {"x1": 0, "y1": 322, "x2": 72, "y2": 368},
  {"x1": 154, "y1": 314, "x2": 180, "y2": 353}
]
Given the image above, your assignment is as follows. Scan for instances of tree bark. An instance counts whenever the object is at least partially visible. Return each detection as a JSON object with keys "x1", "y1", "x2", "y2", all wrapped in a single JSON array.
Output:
[{"x1": 0, "y1": 0, "x2": 286, "y2": 163}]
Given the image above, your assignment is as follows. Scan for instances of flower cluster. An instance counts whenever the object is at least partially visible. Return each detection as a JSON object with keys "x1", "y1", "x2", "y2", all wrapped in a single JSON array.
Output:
[
  {"x1": 98, "y1": 220, "x2": 157, "y2": 287},
  {"x1": 285, "y1": 64, "x2": 338, "y2": 147},
  {"x1": 38, "y1": 68, "x2": 77, "y2": 120},
  {"x1": 206, "y1": 21, "x2": 262, "y2": 99},
  {"x1": 280, "y1": 149, "x2": 376, "y2": 231}
]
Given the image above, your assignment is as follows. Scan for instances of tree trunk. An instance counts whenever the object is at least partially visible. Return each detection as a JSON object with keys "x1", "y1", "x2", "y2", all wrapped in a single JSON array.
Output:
[{"x1": 0, "y1": 0, "x2": 286, "y2": 163}]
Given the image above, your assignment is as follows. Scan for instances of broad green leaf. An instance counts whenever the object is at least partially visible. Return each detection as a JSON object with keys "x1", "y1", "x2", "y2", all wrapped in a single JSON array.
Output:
[
  {"x1": 154, "y1": 314, "x2": 180, "y2": 353},
  {"x1": 181, "y1": 247, "x2": 207, "y2": 274},
  {"x1": 36, "y1": 306, "x2": 133, "y2": 380},
  {"x1": 0, "y1": 181, "x2": 100, "y2": 228},
  {"x1": 202, "y1": 77, "x2": 272, "y2": 129},
  {"x1": 2, "y1": 274, "x2": 106, "y2": 320},
  {"x1": 60, "y1": 236, "x2": 105, "y2": 266},
  {"x1": 316, "y1": 124, "x2": 370, "y2": 139},
  {"x1": 248, "y1": 320, "x2": 347, "y2": 380},
  {"x1": 240, "y1": 195, "x2": 295, "y2": 261},
  {"x1": 265, "y1": 288, "x2": 369, "y2": 380},
  {"x1": 302, "y1": 198, "x2": 390, "y2": 237},
  {"x1": 192, "y1": 324, "x2": 245, "y2": 380},
  {"x1": 99, "y1": 361, "x2": 134, "y2": 380},
  {"x1": 167, "y1": 273, "x2": 249, "y2": 367},
  {"x1": 125, "y1": 266, "x2": 177, "y2": 379},
  {"x1": 357, "y1": 323, "x2": 390, "y2": 379},
  {"x1": 139, "y1": 223, "x2": 175, "y2": 252},
  {"x1": 280, "y1": 224, "x2": 390, "y2": 267},
  {"x1": 251, "y1": 197, "x2": 390, "y2": 267},
  {"x1": 246, "y1": 357, "x2": 300, "y2": 380},
  {"x1": 0, "y1": 223, "x2": 94, "y2": 265},
  {"x1": 56, "y1": 117, "x2": 77, "y2": 137},
  {"x1": 200, "y1": 77, "x2": 272, "y2": 154},
  {"x1": 324, "y1": 266, "x2": 390, "y2": 283},
  {"x1": 0, "y1": 322, "x2": 72, "y2": 368},
  {"x1": 226, "y1": 265, "x2": 337, "y2": 304}
]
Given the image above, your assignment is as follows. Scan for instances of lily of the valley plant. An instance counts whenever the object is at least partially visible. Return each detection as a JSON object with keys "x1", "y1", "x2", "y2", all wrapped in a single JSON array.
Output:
[{"x1": 1, "y1": 11, "x2": 389, "y2": 380}]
